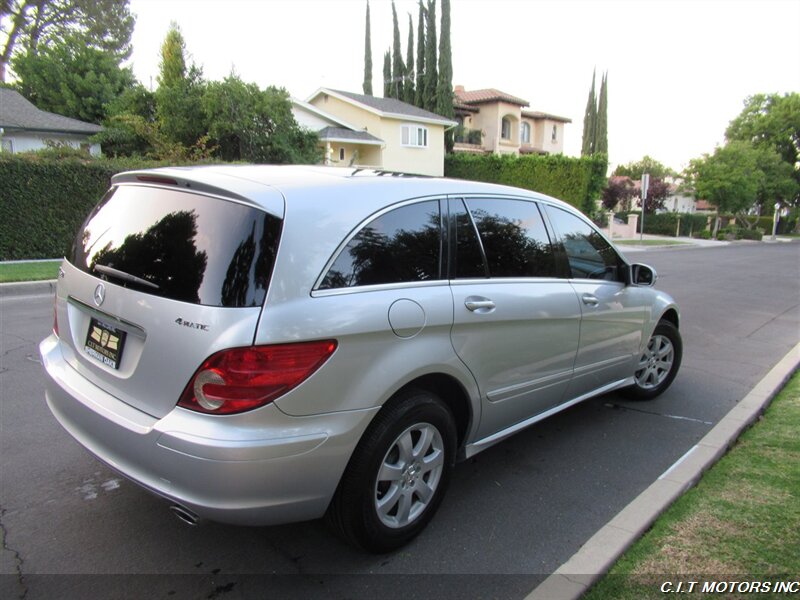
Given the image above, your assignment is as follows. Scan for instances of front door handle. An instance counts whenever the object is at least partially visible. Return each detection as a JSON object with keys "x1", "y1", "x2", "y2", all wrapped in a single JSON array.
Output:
[
  {"x1": 582, "y1": 293, "x2": 599, "y2": 306},
  {"x1": 465, "y1": 297, "x2": 496, "y2": 313}
]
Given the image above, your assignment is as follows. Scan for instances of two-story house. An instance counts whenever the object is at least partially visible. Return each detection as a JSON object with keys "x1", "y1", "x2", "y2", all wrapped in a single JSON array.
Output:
[
  {"x1": 452, "y1": 86, "x2": 570, "y2": 156},
  {"x1": 294, "y1": 88, "x2": 457, "y2": 177}
]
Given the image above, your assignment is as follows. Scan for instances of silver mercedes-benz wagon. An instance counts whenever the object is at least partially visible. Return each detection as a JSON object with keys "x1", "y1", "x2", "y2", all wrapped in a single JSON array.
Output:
[{"x1": 41, "y1": 165, "x2": 681, "y2": 552}]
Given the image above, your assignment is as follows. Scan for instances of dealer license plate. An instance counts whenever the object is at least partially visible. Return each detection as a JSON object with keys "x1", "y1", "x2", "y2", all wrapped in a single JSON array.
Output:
[{"x1": 85, "y1": 318, "x2": 127, "y2": 370}]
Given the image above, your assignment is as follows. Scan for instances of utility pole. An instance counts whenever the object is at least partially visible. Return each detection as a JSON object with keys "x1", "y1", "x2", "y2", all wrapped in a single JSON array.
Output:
[{"x1": 640, "y1": 173, "x2": 650, "y2": 242}]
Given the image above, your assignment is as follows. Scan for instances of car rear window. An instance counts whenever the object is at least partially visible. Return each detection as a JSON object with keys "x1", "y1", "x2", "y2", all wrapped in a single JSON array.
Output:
[{"x1": 70, "y1": 185, "x2": 281, "y2": 307}]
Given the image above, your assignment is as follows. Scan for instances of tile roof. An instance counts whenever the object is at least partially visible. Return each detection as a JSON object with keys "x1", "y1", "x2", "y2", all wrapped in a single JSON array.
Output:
[
  {"x1": 0, "y1": 88, "x2": 103, "y2": 134},
  {"x1": 454, "y1": 88, "x2": 529, "y2": 107},
  {"x1": 324, "y1": 89, "x2": 457, "y2": 124},
  {"x1": 318, "y1": 127, "x2": 383, "y2": 144},
  {"x1": 521, "y1": 109, "x2": 572, "y2": 123}
]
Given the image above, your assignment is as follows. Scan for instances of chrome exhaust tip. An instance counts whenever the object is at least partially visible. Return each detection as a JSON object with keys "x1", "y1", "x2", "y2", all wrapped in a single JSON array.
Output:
[{"x1": 170, "y1": 504, "x2": 200, "y2": 526}]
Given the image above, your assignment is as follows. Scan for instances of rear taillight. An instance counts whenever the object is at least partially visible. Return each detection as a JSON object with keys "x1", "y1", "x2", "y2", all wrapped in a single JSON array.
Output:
[{"x1": 177, "y1": 340, "x2": 338, "y2": 415}]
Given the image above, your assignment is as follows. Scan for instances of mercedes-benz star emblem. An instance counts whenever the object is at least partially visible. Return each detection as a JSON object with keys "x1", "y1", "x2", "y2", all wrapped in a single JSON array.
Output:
[{"x1": 93, "y1": 283, "x2": 106, "y2": 307}]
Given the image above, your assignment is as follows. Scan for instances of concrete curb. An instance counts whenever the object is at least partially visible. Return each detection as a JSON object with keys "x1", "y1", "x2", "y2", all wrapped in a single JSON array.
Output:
[
  {"x1": 525, "y1": 341, "x2": 800, "y2": 600},
  {"x1": 0, "y1": 279, "x2": 57, "y2": 298}
]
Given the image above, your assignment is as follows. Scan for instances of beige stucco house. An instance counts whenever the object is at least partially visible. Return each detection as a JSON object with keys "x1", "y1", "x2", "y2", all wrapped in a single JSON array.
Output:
[
  {"x1": 453, "y1": 86, "x2": 571, "y2": 156},
  {"x1": 297, "y1": 88, "x2": 457, "y2": 176}
]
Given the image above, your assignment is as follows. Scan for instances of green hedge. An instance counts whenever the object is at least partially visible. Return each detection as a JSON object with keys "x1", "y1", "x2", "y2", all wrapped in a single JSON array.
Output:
[
  {"x1": 617, "y1": 211, "x2": 709, "y2": 237},
  {"x1": 444, "y1": 153, "x2": 608, "y2": 214},
  {"x1": 738, "y1": 215, "x2": 798, "y2": 235},
  {"x1": 0, "y1": 154, "x2": 165, "y2": 260}
]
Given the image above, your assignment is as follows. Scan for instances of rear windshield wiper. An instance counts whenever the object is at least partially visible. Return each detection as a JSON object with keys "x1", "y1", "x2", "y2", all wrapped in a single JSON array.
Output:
[{"x1": 93, "y1": 264, "x2": 160, "y2": 290}]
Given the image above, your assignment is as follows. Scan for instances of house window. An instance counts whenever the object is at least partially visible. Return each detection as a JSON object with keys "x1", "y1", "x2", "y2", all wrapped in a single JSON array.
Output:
[
  {"x1": 401, "y1": 124, "x2": 428, "y2": 148},
  {"x1": 520, "y1": 122, "x2": 531, "y2": 144},
  {"x1": 0, "y1": 138, "x2": 12, "y2": 153},
  {"x1": 339, "y1": 148, "x2": 345, "y2": 161},
  {"x1": 551, "y1": 125, "x2": 558, "y2": 143},
  {"x1": 501, "y1": 117, "x2": 511, "y2": 140}
]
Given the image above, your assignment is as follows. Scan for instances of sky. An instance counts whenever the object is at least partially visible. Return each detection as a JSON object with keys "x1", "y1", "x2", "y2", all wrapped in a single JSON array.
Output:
[{"x1": 126, "y1": 0, "x2": 800, "y2": 173}]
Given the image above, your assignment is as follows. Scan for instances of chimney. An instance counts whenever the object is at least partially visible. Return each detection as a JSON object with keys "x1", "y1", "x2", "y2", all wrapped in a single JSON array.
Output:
[{"x1": 454, "y1": 84, "x2": 465, "y2": 94}]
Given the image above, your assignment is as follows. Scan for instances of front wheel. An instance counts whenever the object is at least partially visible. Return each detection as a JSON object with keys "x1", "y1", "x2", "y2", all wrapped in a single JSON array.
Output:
[
  {"x1": 326, "y1": 388, "x2": 456, "y2": 552},
  {"x1": 624, "y1": 320, "x2": 682, "y2": 400}
]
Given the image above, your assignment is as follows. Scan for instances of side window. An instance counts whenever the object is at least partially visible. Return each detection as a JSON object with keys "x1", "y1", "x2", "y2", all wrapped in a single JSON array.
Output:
[
  {"x1": 546, "y1": 206, "x2": 624, "y2": 281},
  {"x1": 465, "y1": 198, "x2": 556, "y2": 278},
  {"x1": 451, "y1": 199, "x2": 486, "y2": 279},
  {"x1": 319, "y1": 200, "x2": 442, "y2": 289}
]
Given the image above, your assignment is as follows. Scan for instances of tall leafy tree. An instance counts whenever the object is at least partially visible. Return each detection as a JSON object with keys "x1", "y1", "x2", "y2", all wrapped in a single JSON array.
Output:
[
  {"x1": 95, "y1": 83, "x2": 157, "y2": 157},
  {"x1": 155, "y1": 22, "x2": 205, "y2": 147},
  {"x1": 390, "y1": 1, "x2": 404, "y2": 100},
  {"x1": 403, "y1": 13, "x2": 415, "y2": 104},
  {"x1": 12, "y1": 33, "x2": 135, "y2": 123},
  {"x1": 726, "y1": 93, "x2": 800, "y2": 198},
  {"x1": 0, "y1": 0, "x2": 134, "y2": 81},
  {"x1": 595, "y1": 72, "x2": 608, "y2": 155},
  {"x1": 614, "y1": 155, "x2": 676, "y2": 180},
  {"x1": 423, "y1": 0, "x2": 437, "y2": 112},
  {"x1": 362, "y1": 0, "x2": 372, "y2": 95},
  {"x1": 581, "y1": 69, "x2": 596, "y2": 156},
  {"x1": 382, "y1": 49, "x2": 391, "y2": 98},
  {"x1": 415, "y1": 0, "x2": 425, "y2": 108},
  {"x1": 202, "y1": 75, "x2": 319, "y2": 164},
  {"x1": 687, "y1": 140, "x2": 763, "y2": 234}
]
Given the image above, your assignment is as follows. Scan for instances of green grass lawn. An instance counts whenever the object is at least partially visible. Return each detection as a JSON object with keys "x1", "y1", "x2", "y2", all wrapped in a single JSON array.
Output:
[
  {"x1": 585, "y1": 371, "x2": 800, "y2": 599},
  {"x1": 0, "y1": 260, "x2": 61, "y2": 283},
  {"x1": 615, "y1": 239, "x2": 691, "y2": 246}
]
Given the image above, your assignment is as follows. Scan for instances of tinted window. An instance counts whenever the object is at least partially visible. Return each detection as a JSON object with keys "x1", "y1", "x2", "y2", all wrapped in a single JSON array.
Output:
[
  {"x1": 465, "y1": 198, "x2": 556, "y2": 278},
  {"x1": 451, "y1": 199, "x2": 487, "y2": 279},
  {"x1": 546, "y1": 206, "x2": 624, "y2": 281},
  {"x1": 320, "y1": 200, "x2": 442, "y2": 289},
  {"x1": 71, "y1": 186, "x2": 281, "y2": 307}
]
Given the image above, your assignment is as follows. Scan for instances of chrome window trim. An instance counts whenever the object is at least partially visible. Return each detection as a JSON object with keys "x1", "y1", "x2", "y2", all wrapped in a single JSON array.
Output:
[{"x1": 312, "y1": 195, "x2": 447, "y2": 293}]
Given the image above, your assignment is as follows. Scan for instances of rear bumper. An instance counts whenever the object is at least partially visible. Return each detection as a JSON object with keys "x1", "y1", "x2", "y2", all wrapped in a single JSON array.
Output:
[{"x1": 40, "y1": 334, "x2": 378, "y2": 526}]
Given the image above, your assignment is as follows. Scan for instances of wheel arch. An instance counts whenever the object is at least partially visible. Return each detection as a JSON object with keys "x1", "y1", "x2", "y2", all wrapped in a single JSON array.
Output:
[{"x1": 377, "y1": 373, "x2": 474, "y2": 455}]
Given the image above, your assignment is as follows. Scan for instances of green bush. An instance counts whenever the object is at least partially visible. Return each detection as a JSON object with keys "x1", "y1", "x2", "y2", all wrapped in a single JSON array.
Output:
[
  {"x1": 738, "y1": 214, "x2": 797, "y2": 235},
  {"x1": 695, "y1": 230, "x2": 712, "y2": 239},
  {"x1": 0, "y1": 154, "x2": 165, "y2": 260},
  {"x1": 444, "y1": 153, "x2": 608, "y2": 215},
  {"x1": 719, "y1": 225, "x2": 764, "y2": 241}
]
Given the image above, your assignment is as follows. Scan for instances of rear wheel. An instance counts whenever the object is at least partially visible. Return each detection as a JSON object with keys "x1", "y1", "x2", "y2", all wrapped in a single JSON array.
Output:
[
  {"x1": 624, "y1": 320, "x2": 682, "y2": 400},
  {"x1": 327, "y1": 388, "x2": 456, "y2": 552}
]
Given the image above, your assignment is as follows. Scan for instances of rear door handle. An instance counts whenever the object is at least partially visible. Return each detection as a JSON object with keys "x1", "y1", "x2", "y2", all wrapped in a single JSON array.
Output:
[
  {"x1": 465, "y1": 297, "x2": 496, "y2": 313},
  {"x1": 582, "y1": 293, "x2": 599, "y2": 306}
]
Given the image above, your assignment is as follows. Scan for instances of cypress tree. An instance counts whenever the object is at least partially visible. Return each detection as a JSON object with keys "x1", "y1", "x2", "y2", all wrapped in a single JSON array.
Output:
[
  {"x1": 363, "y1": 1, "x2": 372, "y2": 95},
  {"x1": 436, "y1": 0, "x2": 454, "y2": 149},
  {"x1": 404, "y1": 14, "x2": 415, "y2": 104},
  {"x1": 581, "y1": 68, "x2": 596, "y2": 156},
  {"x1": 391, "y1": 1, "x2": 404, "y2": 100},
  {"x1": 415, "y1": 0, "x2": 426, "y2": 108},
  {"x1": 382, "y1": 50, "x2": 391, "y2": 98},
  {"x1": 595, "y1": 71, "x2": 608, "y2": 155},
  {"x1": 423, "y1": 0, "x2": 437, "y2": 112}
]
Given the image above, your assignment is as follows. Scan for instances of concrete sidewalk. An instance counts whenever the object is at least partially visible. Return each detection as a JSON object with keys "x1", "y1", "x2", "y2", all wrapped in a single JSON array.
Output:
[{"x1": 616, "y1": 233, "x2": 798, "y2": 252}]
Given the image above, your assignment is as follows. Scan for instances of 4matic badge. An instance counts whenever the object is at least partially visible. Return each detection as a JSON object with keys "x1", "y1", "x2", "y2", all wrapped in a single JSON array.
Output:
[{"x1": 175, "y1": 318, "x2": 210, "y2": 332}]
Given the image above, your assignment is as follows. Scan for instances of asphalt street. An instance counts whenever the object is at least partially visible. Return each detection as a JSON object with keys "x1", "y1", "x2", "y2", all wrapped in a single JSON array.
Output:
[{"x1": 1, "y1": 242, "x2": 799, "y2": 600}]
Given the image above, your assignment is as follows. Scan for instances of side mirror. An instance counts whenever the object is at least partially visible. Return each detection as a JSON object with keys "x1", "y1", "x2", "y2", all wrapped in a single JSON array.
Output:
[{"x1": 631, "y1": 263, "x2": 657, "y2": 287}]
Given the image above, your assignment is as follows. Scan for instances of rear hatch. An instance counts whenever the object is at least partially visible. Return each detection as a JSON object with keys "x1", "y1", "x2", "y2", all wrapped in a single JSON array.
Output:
[{"x1": 56, "y1": 182, "x2": 282, "y2": 418}]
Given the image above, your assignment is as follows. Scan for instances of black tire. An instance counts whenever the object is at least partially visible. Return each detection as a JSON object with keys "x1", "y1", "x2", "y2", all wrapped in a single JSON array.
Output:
[
  {"x1": 624, "y1": 319, "x2": 682, "y2": 401},
  {"x1": 326, "y1": 388, "x2": 457, "y2": 553}
]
